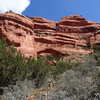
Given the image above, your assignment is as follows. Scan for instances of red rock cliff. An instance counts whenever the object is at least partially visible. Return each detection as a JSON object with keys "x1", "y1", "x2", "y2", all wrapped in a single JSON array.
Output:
[{"x1": 0, "y1": 12, "x2": 100, "y2": 58}]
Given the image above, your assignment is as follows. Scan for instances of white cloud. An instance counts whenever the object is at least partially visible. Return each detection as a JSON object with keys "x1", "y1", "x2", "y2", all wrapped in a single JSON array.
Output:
[{"x1": 0, "y1": 0, "x2": 31, "y2": 14}]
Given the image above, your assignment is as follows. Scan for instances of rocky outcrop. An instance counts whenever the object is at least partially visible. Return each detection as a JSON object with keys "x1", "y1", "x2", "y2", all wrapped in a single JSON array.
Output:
[
  {"x1": 0, "y1": 12, "x2": 100, "y2": 58},
  {"x1": 0, "y1": 12, "x2": 36, "y2": 58}
]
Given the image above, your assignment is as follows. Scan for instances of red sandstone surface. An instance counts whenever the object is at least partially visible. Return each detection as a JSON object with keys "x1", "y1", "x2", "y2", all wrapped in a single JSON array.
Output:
[{"x1": 0, "y1": 11, "x2": 100, "y2": 58}]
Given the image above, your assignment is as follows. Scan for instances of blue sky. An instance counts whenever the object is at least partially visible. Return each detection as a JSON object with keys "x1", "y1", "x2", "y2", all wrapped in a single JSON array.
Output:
[{"x1": 23, "y1": 0, "x2": 100, "y2": 22}]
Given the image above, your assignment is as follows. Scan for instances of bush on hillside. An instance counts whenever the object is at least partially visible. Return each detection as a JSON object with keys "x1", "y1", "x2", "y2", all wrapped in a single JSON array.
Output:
[
  {"x1": 0, "y1": 40, "x2": 50, "y2": 86},
  {"x1": 0, "y1": 39, "x2": 80, "y2": 87}
]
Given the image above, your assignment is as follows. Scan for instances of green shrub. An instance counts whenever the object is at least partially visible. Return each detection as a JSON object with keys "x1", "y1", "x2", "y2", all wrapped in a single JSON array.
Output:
[
  {"x1": 0, "y1": 39, "x2": 51, "y2": 86},
  {"x1": 0, "y1": 39, "x2": 80, "y2": 87},
  {"x1": 49, "y1": 60, "x2": 79, "y2": 80},
  {"x1": 0, "y1": 39, "x2": 26, "y2": 85}
]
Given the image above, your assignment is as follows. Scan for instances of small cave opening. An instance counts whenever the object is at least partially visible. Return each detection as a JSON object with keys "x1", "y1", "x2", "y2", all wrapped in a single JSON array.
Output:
[
  {"x1": 15, "y1": 33, "x2": 23, "y2": 37},
  {"x1": 38, "y1": 49, "x2": 65, "y2": 56}
]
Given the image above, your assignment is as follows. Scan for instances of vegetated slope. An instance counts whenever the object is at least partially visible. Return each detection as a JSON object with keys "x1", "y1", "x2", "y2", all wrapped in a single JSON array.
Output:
[
  {"x1": 0, "y1": 38, "x2": 100, "y2": 100},
  {"x1": 48, "y1": 56, "x2": 100, "y2": 100}
]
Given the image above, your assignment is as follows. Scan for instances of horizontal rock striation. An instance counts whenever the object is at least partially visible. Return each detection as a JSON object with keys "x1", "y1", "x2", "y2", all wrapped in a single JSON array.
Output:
[{"x1": 0, "y1": 12, "x2": 100, "y2": 58}]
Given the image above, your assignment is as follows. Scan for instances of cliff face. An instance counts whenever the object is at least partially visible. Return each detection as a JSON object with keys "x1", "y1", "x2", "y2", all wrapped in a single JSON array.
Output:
[{"x1": 0, "y1": 12, "x2": 100, "y2": 58}]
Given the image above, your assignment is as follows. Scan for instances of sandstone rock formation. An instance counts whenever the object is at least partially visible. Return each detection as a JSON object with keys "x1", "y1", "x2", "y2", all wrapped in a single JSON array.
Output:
[{"x1": 0, "y1": 11, "x2": 100, "y2": 58}]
